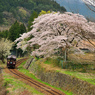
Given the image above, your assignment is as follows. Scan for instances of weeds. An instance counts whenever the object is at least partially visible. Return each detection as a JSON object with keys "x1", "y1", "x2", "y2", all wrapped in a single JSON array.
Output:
[
  {"x1": 57, "y1": 70, "x2": 95, "y2": 85},
  {"x1": 18, "y1": 61, "x2": 73, "y2": 95},
  {"x1": 43, "y1": 53, "x2": 95, "y2": 73},
  {"x1": 3, "y1": 72, "x2": 44, "y2": 95},
  {"x1": 0, "y1": 74, "x2": 6, "y2": 95}
]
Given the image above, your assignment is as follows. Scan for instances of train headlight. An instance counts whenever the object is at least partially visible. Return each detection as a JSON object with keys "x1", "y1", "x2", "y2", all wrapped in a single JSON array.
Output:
[{"x1": 13, "y1": 63, "x2": 15, "y2": 64}]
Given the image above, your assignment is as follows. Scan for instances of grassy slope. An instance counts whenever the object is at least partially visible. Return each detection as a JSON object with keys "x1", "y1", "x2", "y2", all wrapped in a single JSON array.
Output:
[
  {"x1": 0, "y1": 60, "x2": 43, "y2": 95},
  {"x1": 1, "y1": 55, "x2": 95, "y2": 95},
  {"x1": 3, "y1": 72, "x2": 44, "y2": 95},
  {"x1": 57, "y1": 70, "x2": 95, "y2": 85},
  {"x1": 0, "y1": 74, "x2": 6, "y2": 95},
  {"x1": 18, "y1": 61, "x2": 73, "y2": 95},
  {"x1": 43, "y1": 58, "x2": 95, "y2": 85},
  {"x1": 41, "y1": 52, "x2": 95, "y2": 85}
]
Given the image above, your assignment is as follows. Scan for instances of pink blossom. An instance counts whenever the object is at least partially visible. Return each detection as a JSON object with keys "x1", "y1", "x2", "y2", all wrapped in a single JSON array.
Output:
[{"x1": 15, "y1": 12, "x2": 95, "y2": 57}]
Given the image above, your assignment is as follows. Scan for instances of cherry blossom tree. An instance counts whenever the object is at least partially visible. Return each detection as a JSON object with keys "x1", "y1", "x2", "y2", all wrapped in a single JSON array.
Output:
[
  {"x1": 0, "y1": 38, "x2": 14, "y2": 63},
  {"x1": 15, "y1": 12, "x2": 95, "y2": 59}
]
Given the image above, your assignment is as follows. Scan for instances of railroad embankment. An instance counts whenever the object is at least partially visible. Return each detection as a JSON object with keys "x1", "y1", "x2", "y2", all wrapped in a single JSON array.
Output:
[
  {"x1": 24, "y1": 58, "x2": 95, "y2": 95},
  {"x1": 0, "y1": 68, "x2": 6, "y2": 95}
]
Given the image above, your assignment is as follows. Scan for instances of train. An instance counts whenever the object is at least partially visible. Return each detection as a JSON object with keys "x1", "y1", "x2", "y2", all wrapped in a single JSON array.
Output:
[{"x1": 7, "y1": 55, "x2": 16, "y2": 68}]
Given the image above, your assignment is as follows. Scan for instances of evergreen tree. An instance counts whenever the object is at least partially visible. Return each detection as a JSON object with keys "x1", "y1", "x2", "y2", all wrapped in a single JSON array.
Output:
[
  {"x1": 28, "y1": 11, "x2": 38, "y2": 31},
  {"x1": 8, "y1": 21, "x2": 26, "y2": 57},
  {"x1": 8, "y1": 21, "x2": 20, "y2": 41},
  {"x1": 20, "y1": 23, "x2": 26, "y2": 34},
  {"x1": 0, "y1": 13, "x2": 3, "y2": 24},
  {"x1": 8, "y1": 21, "x2": 26, "y2": 41},
  {"x1": 0, "y1": 30, "x2": 9, "y2": 39}
]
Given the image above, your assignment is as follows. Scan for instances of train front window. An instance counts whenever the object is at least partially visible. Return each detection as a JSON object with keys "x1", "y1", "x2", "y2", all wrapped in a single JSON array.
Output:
[{"x1": 10, "y1": 58, "x2": 14, "y2": 61}]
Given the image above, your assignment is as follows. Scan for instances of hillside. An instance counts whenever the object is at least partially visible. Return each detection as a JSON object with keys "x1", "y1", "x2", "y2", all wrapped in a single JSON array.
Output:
[{"x1": 0, "y1": 0, "x2": 66, "y2": 27}]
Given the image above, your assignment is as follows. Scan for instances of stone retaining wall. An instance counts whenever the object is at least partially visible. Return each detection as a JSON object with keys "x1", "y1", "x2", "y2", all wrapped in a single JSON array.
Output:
[{"x1": 24, "y1": 58, "x2": 95, "y2": 95}]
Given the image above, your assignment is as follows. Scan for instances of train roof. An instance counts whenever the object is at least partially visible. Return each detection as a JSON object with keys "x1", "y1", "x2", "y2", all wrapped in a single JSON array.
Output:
[{"x1": 7, "y1": 55, "x2": 16, "y2": 59}]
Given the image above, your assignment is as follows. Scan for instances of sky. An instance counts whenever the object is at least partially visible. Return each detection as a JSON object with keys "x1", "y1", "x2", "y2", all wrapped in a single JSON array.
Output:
[{"x1": 55, "y1": 0, "x2": 95, "y2": 19}]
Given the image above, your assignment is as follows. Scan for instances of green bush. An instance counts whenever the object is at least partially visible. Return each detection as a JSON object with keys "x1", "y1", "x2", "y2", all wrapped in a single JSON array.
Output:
[{"x1": 43, "y1": 56, "x2": 95, "y2": 73}]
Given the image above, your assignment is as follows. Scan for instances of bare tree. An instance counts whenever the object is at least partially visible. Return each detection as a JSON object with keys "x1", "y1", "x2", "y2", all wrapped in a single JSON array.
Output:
[{"x1": 82, "y1": 0, "x2": 95, "y2": 12}]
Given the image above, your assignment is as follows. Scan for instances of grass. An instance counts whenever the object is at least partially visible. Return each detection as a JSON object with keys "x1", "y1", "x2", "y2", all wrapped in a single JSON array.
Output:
[
  {"x1": 3, "y1": 71, "x2": 44, "y2": 95},
  {"x1": 18, "y1": 61, "x2": 73, "y2": 95},
  {"x1": 34, "y1": 57, "x2": 95, "y2": 86},
  {"x1": 0, "y1": 59, "x2": 43, "y2": 95},
  {"x1": 56, "y1": 70, "x2": 95, "y2": 85},
  {"x1": 2, "y1": 54, "x2": 95, "y2": 94},
  {"x1": 68, "y1": 53, "x2": 95, "y2": 65},
  {"x1": 44, "y1": 60, "x2": 51, "y2": 64},
  {"x1": 40, "y1": 53, "x2": 95, "y2": 85},
  {"x1": 0, "y1": 74, "x2": 6, "y2": 95},
  {"x1": 42, "y1": 58, "x2": 95, "y2": 85}
]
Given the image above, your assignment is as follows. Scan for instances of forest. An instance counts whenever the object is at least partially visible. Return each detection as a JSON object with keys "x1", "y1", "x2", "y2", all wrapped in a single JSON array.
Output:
[{"x1": 0, "y1": 0, "x2": 66, "y2": 25}]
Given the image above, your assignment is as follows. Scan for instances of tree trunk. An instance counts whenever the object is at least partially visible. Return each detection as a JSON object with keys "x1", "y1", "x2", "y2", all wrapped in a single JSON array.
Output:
[
  {"x1": 1, "y1": 58, "x2": 5, "y2": 63},
  {"x1": 1, "y1": 55, "x2": 5, "y2": 63},
  {"x1": 64, "y1": 48, "x2": 68, "y2": 62}
]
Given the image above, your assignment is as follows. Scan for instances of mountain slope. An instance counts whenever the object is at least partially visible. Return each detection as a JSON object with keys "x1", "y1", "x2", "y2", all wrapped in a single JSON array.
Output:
[
  {"x1": 55, "y1": 0, "x2": 95, "y2": 21},
  {"x1": 0, "y1": 0, "x2": 66, "y2": 26}
]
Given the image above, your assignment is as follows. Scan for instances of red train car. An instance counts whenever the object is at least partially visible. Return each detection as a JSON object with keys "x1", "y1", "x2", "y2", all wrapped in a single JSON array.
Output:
[{"x1": 7, "y1": 55, "x2": 16, "y2": 68}]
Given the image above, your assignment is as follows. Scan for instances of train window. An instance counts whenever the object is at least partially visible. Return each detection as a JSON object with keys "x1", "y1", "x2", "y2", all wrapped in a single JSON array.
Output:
[{"x1": 10, "y1": 58, "x2": 13, "y2": 61}]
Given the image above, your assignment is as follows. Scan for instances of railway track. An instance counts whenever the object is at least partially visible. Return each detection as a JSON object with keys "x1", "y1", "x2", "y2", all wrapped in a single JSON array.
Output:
[
  {"x1": 6, "y1": 58, "x2": 66, "y2": 95},
  {"x1": 16, "y1": 58, "x2": 28, "y2": 67}
]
